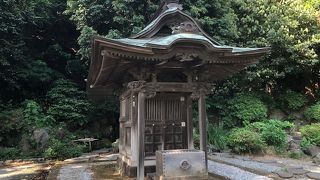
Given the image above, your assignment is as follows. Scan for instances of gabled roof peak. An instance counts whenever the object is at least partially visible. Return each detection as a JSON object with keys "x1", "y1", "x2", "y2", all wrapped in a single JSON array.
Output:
[
  {"x1": 149, "y1": 0, "x2": 183, "y2": 22},
  {"x1": 131, "y1": 4, "x2": 221, "y2": 45}
]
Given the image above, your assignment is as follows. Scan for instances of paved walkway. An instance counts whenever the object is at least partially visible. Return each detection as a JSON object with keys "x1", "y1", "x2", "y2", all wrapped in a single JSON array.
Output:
[
  {"x1": 55, "y1": 152, "x2": 272, "y2": 180},
  {"x1": 54, "y1": 153, "x2": 117, "y2": 180},
  {"x1": 209, "y1": 154, "x2": 281, "y2": 175},
  {"x1": 208, "y1": 160, "x2": 272, "y2": 180},
  {"x1": 0, "y1": 162, "x2": 49, "y2": 180},
  {"x1": 57, "y1": 163, "x2": 93, "y2": 180},
  {"x1": 2, "y1": 151, "x2": 320, "y2": 180},
  {"x1": 209, "y1": 153, "x2": 320, "y2": 179}
]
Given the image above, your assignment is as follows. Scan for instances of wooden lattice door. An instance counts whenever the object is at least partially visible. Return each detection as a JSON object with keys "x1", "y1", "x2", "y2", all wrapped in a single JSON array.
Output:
[{"x1": 145, "y1": 93, "x2": 188, "y2": 156}]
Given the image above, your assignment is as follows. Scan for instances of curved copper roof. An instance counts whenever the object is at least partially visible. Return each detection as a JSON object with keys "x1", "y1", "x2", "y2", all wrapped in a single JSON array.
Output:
[{"x1": 87, "y1": 1, "x2": 270, "y2": 98}]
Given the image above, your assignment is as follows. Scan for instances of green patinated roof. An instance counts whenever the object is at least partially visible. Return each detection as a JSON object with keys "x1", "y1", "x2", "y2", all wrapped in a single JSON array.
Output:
[
  {"x1": 139, "y1": 7, "x2": 180, "y2": 33},
  {"x1": 87, "y1": 1, "x2": 271, "y2": 99},
  {"x1": 114, "y1": 33, "x2": 215, "y2": 47},
  {"x1": 222, "y1": 46, "x2": 267, "y2": 53},
  {"x1": 110, "y1": 33, "x2": 266, "y2": 53}
]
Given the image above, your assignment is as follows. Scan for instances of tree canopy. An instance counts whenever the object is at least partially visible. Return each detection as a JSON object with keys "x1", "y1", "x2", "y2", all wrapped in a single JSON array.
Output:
[{"x1": 0, "y1": 0, "x2": 319, "y2": 157}]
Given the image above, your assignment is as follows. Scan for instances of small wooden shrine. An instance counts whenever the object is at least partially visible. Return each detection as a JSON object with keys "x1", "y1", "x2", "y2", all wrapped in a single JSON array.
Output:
[{"x1": 87, "y1": 0, "x2": 270, "y2": 179}]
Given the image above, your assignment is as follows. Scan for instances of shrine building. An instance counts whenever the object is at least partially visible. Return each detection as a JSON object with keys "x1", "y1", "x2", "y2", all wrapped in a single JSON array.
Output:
[{"x1": 87, "y1": 0, "x2": 270, "y2": 179}]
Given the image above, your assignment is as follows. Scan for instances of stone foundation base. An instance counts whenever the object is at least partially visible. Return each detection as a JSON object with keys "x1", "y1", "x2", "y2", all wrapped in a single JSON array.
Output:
[
  {"x1": 117, "y1": 158, "x2": 156, "y2": 177},
  {"x1": 155, "y1": 175, "x2": 208, "y2": 180}
]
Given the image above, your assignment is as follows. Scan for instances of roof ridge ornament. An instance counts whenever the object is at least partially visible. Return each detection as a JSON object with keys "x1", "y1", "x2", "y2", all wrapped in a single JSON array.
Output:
[
  {"x1": 164, "y1": 0, "x2": 183, "y2": 10},
  {"x1": 164, "y1": 0, "x2": 179, "y2": 3}
]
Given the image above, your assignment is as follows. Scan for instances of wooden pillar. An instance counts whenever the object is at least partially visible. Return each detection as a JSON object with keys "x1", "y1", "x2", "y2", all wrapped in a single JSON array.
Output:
[
  {"x1": 198, "y1": 92, "x2": 208, "y2": 169},
  {"x1": 187, "y1": 96, "x2": 194, "y2": 149},
  {"x1": 137, "y1": 92, "x2": 145, "y2": 180},
  {"x1": 131, "y1": 94, "x2": 137, "y2": 164}
]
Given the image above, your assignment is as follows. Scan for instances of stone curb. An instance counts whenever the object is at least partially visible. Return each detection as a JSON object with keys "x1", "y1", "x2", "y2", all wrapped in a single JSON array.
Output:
[
  {"x1": 62, "y1": 154, "x2": 118, "y2": 165},
  {"x1": 0, "y1": 158, "x2": 46, "y2": 167},
  {"x1": 208, "y1": 155, "x2": 279, "y2": 176}
]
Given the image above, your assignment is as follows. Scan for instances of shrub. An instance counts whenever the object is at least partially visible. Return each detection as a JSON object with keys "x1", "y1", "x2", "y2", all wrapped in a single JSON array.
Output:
[
  {"x1": 207, "y1": 124, "x2": 228, "y2": 151},
  {"x1": 228, "y1": 93, "x2": 268, "y2": 125},
  {"x1": 279, "y1": 90, "x2": 308, "y2": 110},
  {"x1": 266, "y1": 119, "x2": 294, "y2": 130},
  {"x1": 44, "y1": 139, "x2": 84, "y2": 160},
  {"x1": 0, "y1": 147, "x2": 20, "y2": 160},
  {"x1": 227, "y1": 128, "x2": 266, "y2": 154},
  {"x1": 246, "y1": 121, "x2": 266, "y2": 132},
  {"x1": 47, "y1": 79, "x2": 92, "y2": 127},
  {"x1": 0, "y1": 107, "x2": 24, "y2": 146},
  {"x1": 300, "y1": 123, "x2": 320, "y2": 146},
  {"x1": 261, "y1": 125, "x2": 286, "y2": 149},
  {"x1": 300, "y1": 137, "x2": 312, "y2": 151},
  {"x1": 246, "y1": 119, "x2": 292, "y2": 150},
  {"x1": 247, "y1": 119, "x2": 293, "y2": 131},
  {"x1": 288, "y1": 151, "x2": 303, "y2": 159},
  {"x1": 305, "y1": 102, "x2": 320, "y2": 122},
  {"x1": 23, "y1": 100, "x2": 55, "y2": 128}
]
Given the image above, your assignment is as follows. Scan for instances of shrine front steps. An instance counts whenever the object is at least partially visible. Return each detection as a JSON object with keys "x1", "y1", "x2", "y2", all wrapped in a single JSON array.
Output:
[{"x1": 208, "y1": 153, "x2": 320, "y2": 179}]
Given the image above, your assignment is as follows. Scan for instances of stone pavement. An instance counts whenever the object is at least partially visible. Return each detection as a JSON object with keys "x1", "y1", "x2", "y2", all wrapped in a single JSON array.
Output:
[
  {"x1": 208, "y1": 160, "x2": 272, "y2": 180},
  {"x1": 209, "y1": 153, "x2": 320, "y2": 179},
  {"x1": 0, "y1": 162, "x2": 50, "y2": 180},
  {"x1": 2, "y1": 151, "x2": 320, "y2": 180},
  {"x1": 55, "y1": 152, "x2": 273, "y2": 180},
  {"x1": 57, "y1": 163, "x2": 93, "y2": 180},
  {"x1": 51, "y1": 153, "x2": 118, "y2": 180}
]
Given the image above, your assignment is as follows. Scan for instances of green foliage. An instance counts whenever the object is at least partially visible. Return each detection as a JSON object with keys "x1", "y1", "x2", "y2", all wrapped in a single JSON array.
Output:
[
  {"x1": 18, "y1": 60, "x2": 56, "y2": 86},
  {"x1": 226, "y1": 93, "x2": 268, "y2": 125},
  {"x1": 23, "y1": 100, "x2": 55, "y2": 129},
  {"x1": 279, "y1": 90, "x2": 308, "y2": 110},
  {"x1": 228, "y1": 128, "x2": 266, "y2": 154},
  {"x1": 305, "y1": 102, "x2": 320, "y2": 122},
  {"x1": 0, "y1": 0, "x2": 54, "y2": 100},
  {"x1": 193, "y1": 129, "x2": 200, "y2": 149},
  {"x1": 44, "y1": 138, "x2": 84, "y2": 160},
  {"x1": 0, "y1": 106, "x2": 24, "y2": 146},
  {"x1": 47, "y1": 79, "x2": 91, "y2": 127},
  {"x1": 0, "y1": 147, "x2": 20, "y2": 161},
  {"x1": 288, "y1": 151, "x2": 303, "y2": 159},
  {"x1": 300, "y1": 123, "x2": 320, "y2": 146},
  {"x1": 300, "y1": 137, "x2": 312, "y2": 151},
  {"x1": 260, "y1": 125, "x2": 286, "y2": 150},
  {"x1": 232, "y1": 0, "x2": 320, "y2": 90},
  {"x1": 77, "y1": 26, "x2": 97, "y2": 67},
  {"x1": 246, "y1": 119, "x2": 292, "y2": 150},
  {"x1": 268, "y1": 119, "x2": 294, "y2": 130},
  {"x1": 207, "y1": 124, "x2": 228, "y2": 151},
  {"x1": 0, "y1": 0, "x2": 319, "y2": 160},
  {"x1": 184, "y1": 0, "x2": 238, "y2": 44},
  {"x1": 65, "y1": 0, "x2": 159, "y2": 35},
  {"x1": 0, "y1": 106, "x2": 23, "y2": 134},
  {"x1": 245, "y1": 121, "x2": 266, "y2": 132}
]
